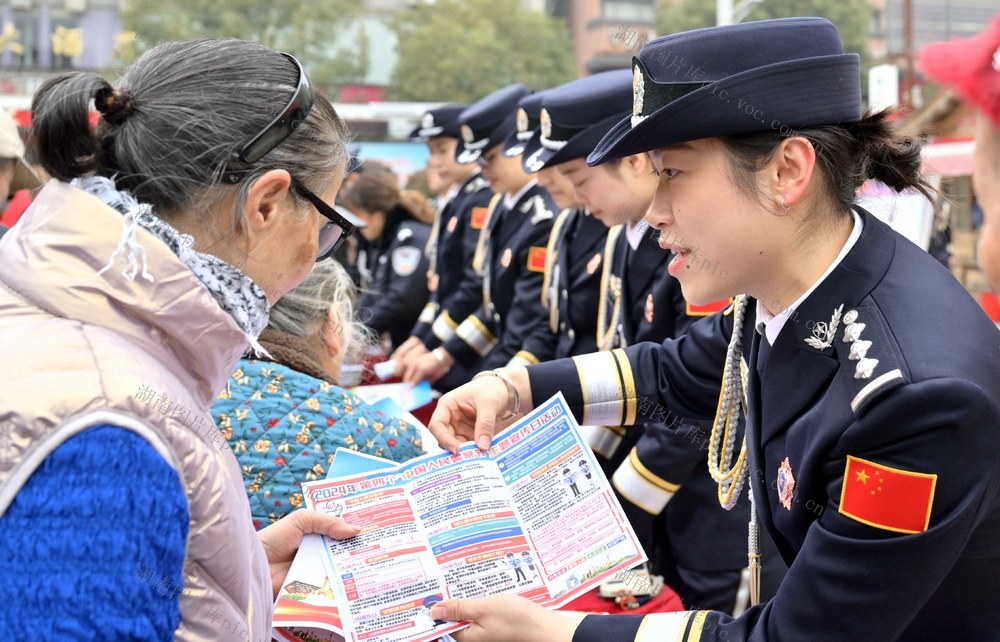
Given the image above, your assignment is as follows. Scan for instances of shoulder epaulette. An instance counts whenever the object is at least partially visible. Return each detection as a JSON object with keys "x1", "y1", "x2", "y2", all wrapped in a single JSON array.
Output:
[{"x1": 830, "y1": 302, "x2": 909, "y2": 414}]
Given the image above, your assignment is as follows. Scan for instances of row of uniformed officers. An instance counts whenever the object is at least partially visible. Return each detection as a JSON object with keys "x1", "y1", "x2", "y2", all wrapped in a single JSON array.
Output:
[{"x1": 353, "y1": 61, "x2": 787, "y2": 614}]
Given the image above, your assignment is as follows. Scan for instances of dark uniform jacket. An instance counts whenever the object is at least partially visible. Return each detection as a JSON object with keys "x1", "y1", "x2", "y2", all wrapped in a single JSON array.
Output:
[
  {"x1": 529, "y1": 209, "x2": 1000, "y2": 641},
  {"x1": 542, "y1": 208, "x2": 608, "y2": 359},
  {"x1": 412, "y1": 172, "x2": 493, "y2": 350},
  {"x1": 443, "y1": 182, "x2": 557, "y2": 370},
  {"x1": 358, "y1": 213, "x2": 431, "y2": 349}
]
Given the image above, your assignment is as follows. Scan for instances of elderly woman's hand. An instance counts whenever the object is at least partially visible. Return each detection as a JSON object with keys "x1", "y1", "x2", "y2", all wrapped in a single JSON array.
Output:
[{"x1": 258, "y1": 509, "x2": 360, "y2": 599}]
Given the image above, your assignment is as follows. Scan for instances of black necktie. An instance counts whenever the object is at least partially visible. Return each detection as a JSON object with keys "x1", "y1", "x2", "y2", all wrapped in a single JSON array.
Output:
[{"x1": 755, "y1": 329, "x2": 772, "y2": 376}]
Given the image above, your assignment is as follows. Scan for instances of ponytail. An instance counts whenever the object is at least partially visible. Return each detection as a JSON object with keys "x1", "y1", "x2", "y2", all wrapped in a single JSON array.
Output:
[
  {"x1": 849, "y1": 110, "x2": 932, "y2": 199},
  {"x1": 31, "y1": 73, "x2": 111, "y2": 181},
  {"x1": 721, "y1": 107, "x2": 935, "y2": 215}
]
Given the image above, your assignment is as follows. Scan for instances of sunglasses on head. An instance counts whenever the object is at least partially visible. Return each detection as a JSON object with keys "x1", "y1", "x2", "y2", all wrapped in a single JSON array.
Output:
[{"x1": 224, "y1": 52, "x2": 355, "y2": 261}]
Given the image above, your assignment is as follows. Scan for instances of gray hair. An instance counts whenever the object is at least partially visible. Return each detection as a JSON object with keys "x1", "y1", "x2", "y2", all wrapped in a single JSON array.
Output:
[
  {"x1": 268, "y1": 260, "x2": 375, "y2": 365},
  {"x1": 31, "y1": 38, "x2": 349, "y2": 224}
]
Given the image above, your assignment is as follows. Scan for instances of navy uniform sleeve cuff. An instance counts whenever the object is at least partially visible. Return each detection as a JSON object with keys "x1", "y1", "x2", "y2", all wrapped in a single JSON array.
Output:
[{"x1": 573, "y1": 614, "x2": 644, "y2": 642}]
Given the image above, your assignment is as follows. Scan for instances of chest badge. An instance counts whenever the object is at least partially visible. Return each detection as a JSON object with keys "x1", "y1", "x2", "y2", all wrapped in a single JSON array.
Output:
[
  {"x1": 500, "y1": 247, "x2": 513, "y2": 269},
  {"x1": 446, "y1": 216, "x2": 458, "y2": 233},
  {"x1": 644, "y1": 293, "x2": 655, "y2": 323},
  {"x1": 777, "y1": 457, "x2": 795, "y2": 510},
  {"x1": 586, "y1": 252, "x2": 602, "y2": 275},
  {"x1": 805, "y1": 304, "x2": 843, "y2": 351}
]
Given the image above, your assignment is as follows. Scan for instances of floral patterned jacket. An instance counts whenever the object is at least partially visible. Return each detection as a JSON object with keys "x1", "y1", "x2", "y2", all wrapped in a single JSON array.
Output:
[{"x1": 212, "y1": 359, "x2": 424, "y2": 528}]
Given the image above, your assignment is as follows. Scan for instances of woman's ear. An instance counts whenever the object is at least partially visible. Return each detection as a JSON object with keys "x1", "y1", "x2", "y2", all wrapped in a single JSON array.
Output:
[
  {"x1": 624, "y1": 153, "x2": 650, "y2": 179},
  {"x1": 771, "y1": 137, "x2": 816, "y2": 211},
  {"x1": 322, "y1": 309, "x2": 343, "y2": 359},
  {"x1": 242, "y1": 169, "x2": 294, "y2": 243}
]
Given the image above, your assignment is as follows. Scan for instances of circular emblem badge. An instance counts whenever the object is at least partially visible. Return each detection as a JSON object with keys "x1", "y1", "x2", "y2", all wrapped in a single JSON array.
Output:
[
  {"x1": 421, "y1": 112, "x2": 435, "y2": 130},
  {"x1": 586, "y1": 252, "x2": 602, "y2": 275},
  {"x1": 540, "y1": 108, "x2": 552, "y2": 140},
  {"x1": 460, "y1": 124, "x2": 475, "y2": 145},
  {"x1": 501, "y1": 247, "x2": 513, "y2": 269},
  {"x1": 516, "y1": 107, "x2": 529, "y2": 134},
  {"x1": 777, "y1": 457, "x2": 796, "y2": 510}
]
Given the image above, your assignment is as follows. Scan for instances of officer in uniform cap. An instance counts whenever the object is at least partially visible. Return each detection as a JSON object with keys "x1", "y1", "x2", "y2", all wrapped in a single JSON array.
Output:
[
  {"x1": 525, "y1": 68, "x2": 768, "y2": 613},
  {"x1": 393, "y1": 104, "x2": 494, "y2": 390},
  {"x1": 428, "y1": 17, "x2": 1000, "y2": 641},
  {"x1": 519, "y1": 76, "x2": 612, "y2": 361},
  {"x1": 403, "y1": 84, "x2": 558, "y2": 381}
]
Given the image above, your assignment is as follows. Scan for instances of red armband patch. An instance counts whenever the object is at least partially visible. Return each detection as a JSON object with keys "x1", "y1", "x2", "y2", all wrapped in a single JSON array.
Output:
[
  {"x1": 527, "y1": 247, "x2": 547, "y2": 272},
  {"x1": 470, "y1": 207, "x2": 488, "y2": 230},
  {"x1": 838, "y1": 455, "x2": 937, "y2": 534}
]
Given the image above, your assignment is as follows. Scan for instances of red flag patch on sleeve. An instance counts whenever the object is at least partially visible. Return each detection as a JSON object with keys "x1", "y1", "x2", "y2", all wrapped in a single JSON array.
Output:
[
  {"x1": 838, "y1": 455, "x2": 937, "y2": 534},
  {"x1": 527, "y1": 247, "x2": 547, "y2": 272},
  {"x1": 470, "y1": 207, "x2": 489, "y2": 230},
  {"x1": 686, "y1": 298, "x2": 732, "y2": 316}
]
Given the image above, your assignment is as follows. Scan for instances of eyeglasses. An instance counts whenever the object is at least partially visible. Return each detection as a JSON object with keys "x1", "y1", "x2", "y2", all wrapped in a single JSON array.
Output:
[{"x1": 291, "y1": 178, "x2": 362, "y2": 261}]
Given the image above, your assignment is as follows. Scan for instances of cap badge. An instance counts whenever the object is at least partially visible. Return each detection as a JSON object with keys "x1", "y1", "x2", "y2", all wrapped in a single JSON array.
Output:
[
  {"x1": 460, "y1": 124, "x2": 475, "y2": 145},
  {"x1": 516, "y1": 107, "x2": 529, "y2": 133},
  {"x1": 421, "y1": 113, "x2": 435, "y2": 130},
  {"x1": 632, "y1": 64, "x2": 647, "y2": 127},
  {"x1": 540, "y1": 108, "x2": 553, "y2": 141}
]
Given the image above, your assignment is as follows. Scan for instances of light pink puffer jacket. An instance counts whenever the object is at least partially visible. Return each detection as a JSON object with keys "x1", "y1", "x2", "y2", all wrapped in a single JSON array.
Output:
[{"x1": 0, "y1": 181, "x2": 272, "y2": 641}]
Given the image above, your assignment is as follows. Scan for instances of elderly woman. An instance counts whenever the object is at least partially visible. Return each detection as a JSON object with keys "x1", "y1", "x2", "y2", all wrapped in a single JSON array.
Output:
[
  {"x1": 213, "y1": 260, "x2": 424, "y2": 529},
  {"x1": 0, "y1": 39, "x2": 362, "y2": 639}
]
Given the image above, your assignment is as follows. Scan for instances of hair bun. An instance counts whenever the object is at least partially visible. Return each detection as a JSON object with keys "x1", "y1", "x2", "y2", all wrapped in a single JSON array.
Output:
[{"x1": 95, "y1": 86, "x2": 135, "y2": 125}]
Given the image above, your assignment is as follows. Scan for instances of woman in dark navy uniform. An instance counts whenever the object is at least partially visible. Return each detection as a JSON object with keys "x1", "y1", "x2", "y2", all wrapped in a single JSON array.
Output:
[
  {"x1": 403, "y1": 84, "x2": 558, "y2": 382},
  {"x1": 343, "y1": 172, "x2": 435, "y2": 349},
  {"x1": 392, "y1": 104, "x2": 494, "y2": 389},
  {"x1": 426, "y1": 18, "x2": 1000, "y2": 642}
]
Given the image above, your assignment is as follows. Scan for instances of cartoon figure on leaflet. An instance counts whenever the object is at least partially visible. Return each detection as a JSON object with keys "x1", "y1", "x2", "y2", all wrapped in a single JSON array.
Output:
[
  {"x1": 521, "y1": 551, "x2": 538, "y2": 579},
  {"x1": 504, "y1": 552, "x2": 528, "y2": 583},
  {"x1": 579, "y1": 460, "x2": 592, "y2": 481},
  {"x1": 563, "y1": 468, "x2": 582, "y2": 498}
]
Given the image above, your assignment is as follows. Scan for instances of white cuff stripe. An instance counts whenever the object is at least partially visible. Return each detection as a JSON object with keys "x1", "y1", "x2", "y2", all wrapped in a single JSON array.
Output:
[
  {"x1": 613, "y1": 460, "x2": 675, "y2": 514},
  {"x1": 635, "y1": 611, "x2": 692, "y2": 642},
  {"x1": 418, "y1": 303, "x2": 437, "y2": 324},
  {"x1": 432, "y1": 312, "x2": 458, "y2": 342},
  {"x1": 579, "y1": 425, "x2": 623, "y2": 459},
  {"x1": 456, "y1": 318, "x2": 497, "y2": 357},
  {"x1": 575, "y1": 352, "x2": 624, "y2": 425}
]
